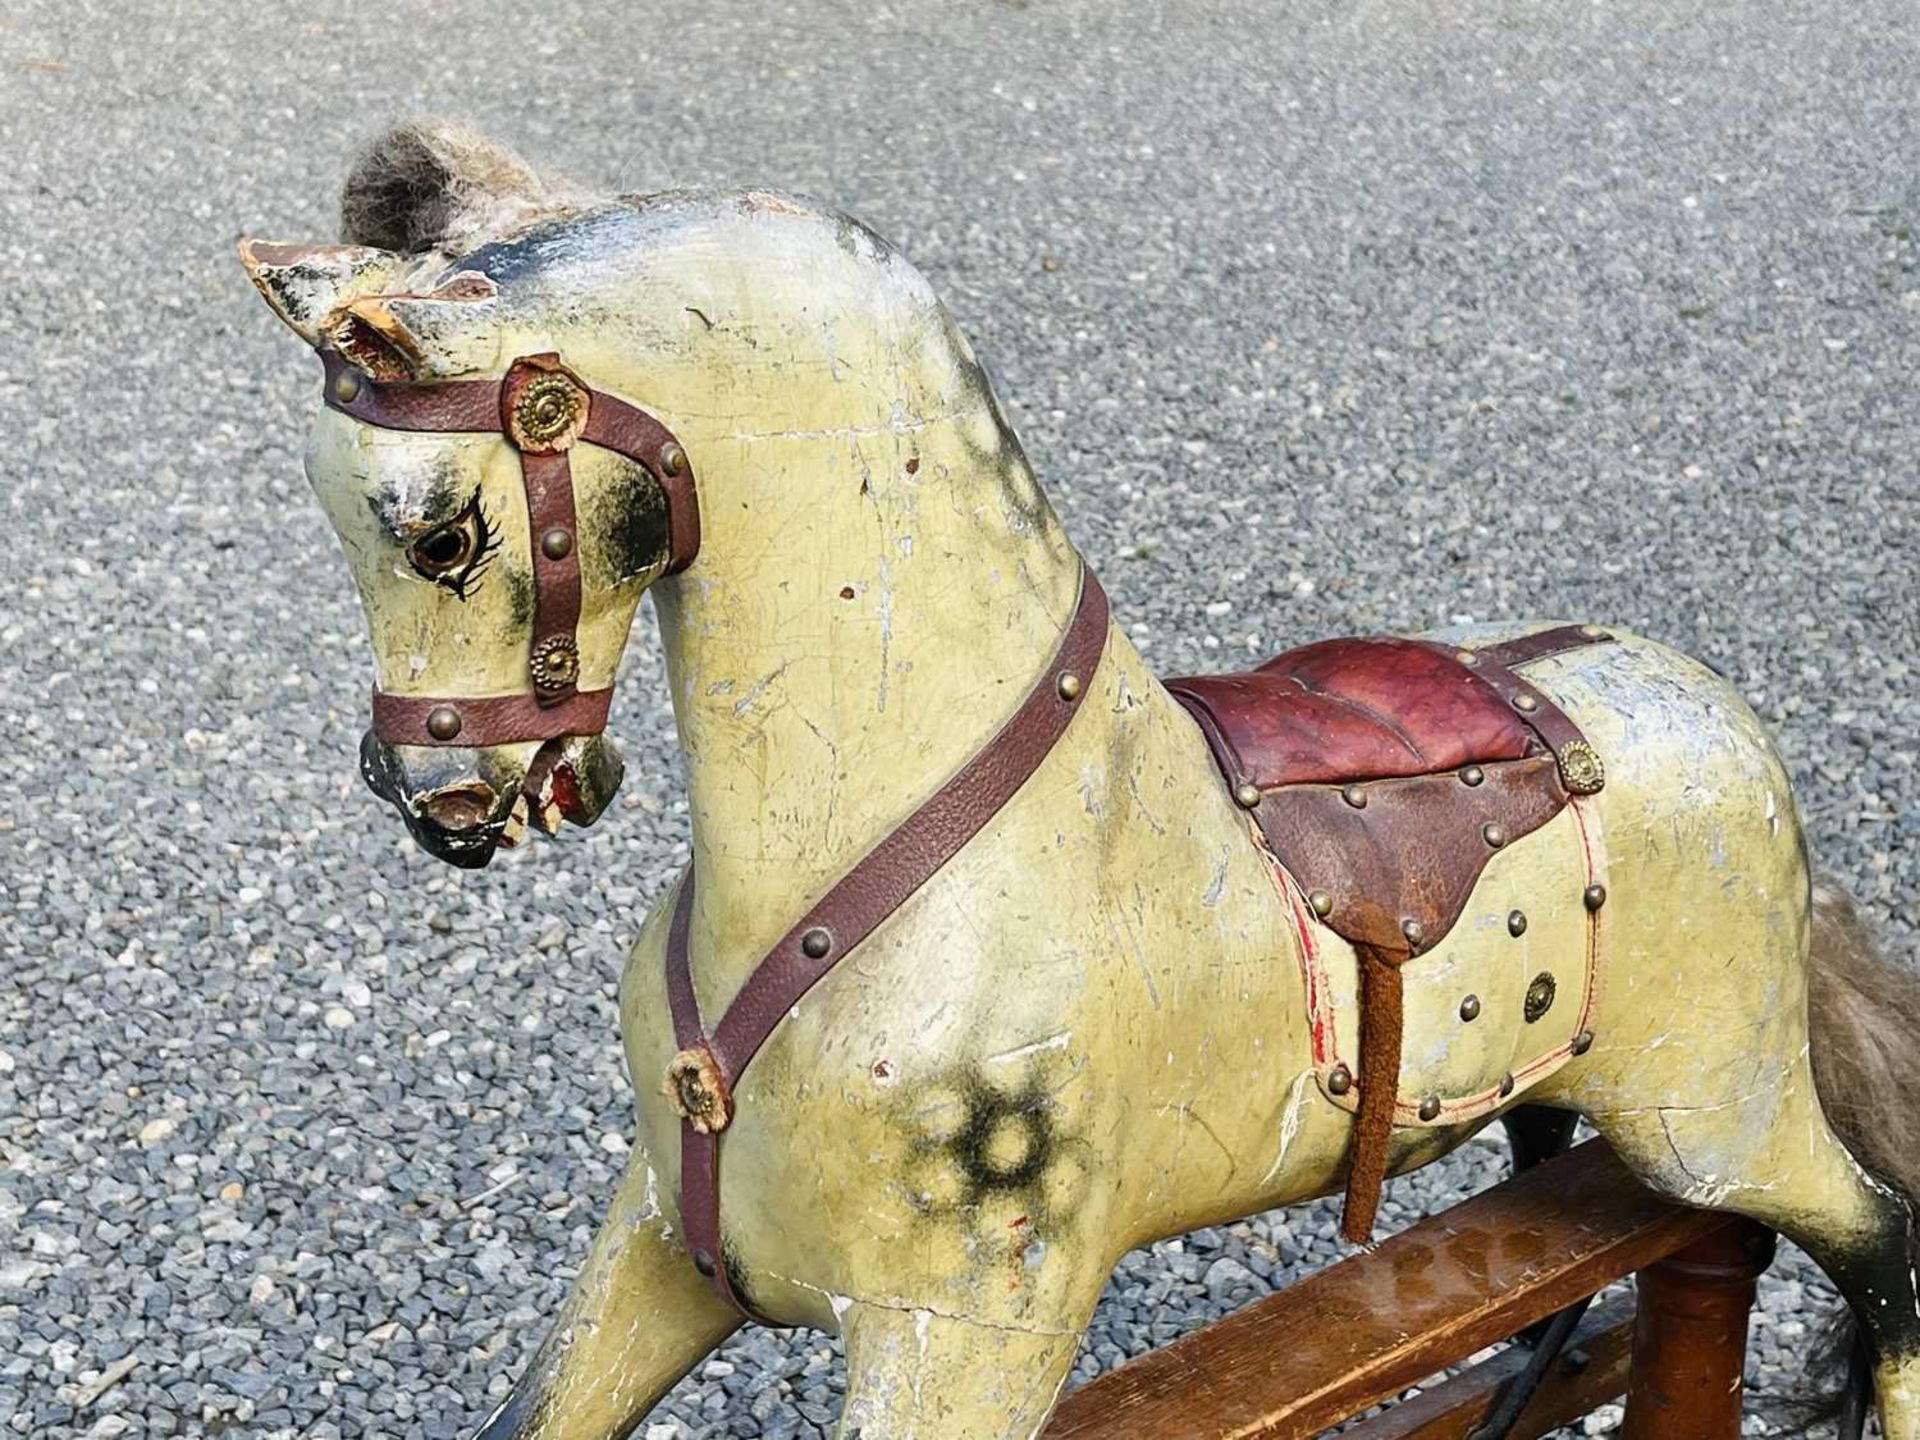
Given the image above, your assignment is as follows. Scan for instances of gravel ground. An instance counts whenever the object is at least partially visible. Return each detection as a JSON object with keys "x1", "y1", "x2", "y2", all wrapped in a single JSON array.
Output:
[{"x1": 2, "y1": 1, "x2": 1915, "y2": 1436}]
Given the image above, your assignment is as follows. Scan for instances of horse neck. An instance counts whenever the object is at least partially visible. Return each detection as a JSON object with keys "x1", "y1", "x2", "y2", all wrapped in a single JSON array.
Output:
[{"x1": 651, "y1": 416, "x2": 1085, "y2": 1007}]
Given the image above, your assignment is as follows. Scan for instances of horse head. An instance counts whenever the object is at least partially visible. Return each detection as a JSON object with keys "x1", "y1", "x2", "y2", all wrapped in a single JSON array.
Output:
[{"x1": 239, "y1": 123, "x2": 1004, "y2": 867}]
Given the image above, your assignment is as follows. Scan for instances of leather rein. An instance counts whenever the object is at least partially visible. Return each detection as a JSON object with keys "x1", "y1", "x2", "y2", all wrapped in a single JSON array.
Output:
[
  {"x1": 318, "y1": 348, "x2": 700, "y2": 748},
  {"x1": 663, "y1": 567, "x2": 1110, "y2": 1321}
]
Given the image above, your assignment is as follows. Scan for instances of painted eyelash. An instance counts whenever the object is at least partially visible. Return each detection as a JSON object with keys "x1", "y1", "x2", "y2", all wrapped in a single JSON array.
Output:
[{"x1": 443, "y1": 498, "x2": 501, "y2": 600}]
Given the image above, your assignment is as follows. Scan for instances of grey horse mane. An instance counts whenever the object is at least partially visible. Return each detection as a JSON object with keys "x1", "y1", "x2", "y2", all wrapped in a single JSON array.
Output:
[{"x1": 339, "y1": 119, "x2": 596, "y2": 258}]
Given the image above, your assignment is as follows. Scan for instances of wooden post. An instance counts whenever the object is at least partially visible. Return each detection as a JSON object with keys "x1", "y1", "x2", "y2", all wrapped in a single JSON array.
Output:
[{"x1": 1621, "y1": 1217, "x2": 1776, "y2": 1439}]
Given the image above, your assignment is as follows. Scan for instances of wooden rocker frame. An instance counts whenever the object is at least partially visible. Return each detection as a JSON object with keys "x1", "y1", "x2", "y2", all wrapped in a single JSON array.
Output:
[{"x1": 1045, "y1": 1140, "x2": 1778, "y2": 1440}]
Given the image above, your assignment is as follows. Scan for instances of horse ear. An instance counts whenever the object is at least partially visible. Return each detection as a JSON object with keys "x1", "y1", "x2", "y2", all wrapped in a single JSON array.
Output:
[
  {"x1": 238, "y1": 240, "x2": 500, "y2": 379},
  {"x1": 326, "y1": 273, "x2": 501, "y2": 380},
  {"x1": 236, "y1": 239, "x2": 402, "y2": 346}
]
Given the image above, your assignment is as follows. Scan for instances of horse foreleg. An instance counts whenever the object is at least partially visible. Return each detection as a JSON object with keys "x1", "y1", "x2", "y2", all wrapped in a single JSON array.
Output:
[
  {"x1": 836, "y1": 1300, "x2": 1087, "y2": 1440},
  {"x1": 472, "y1": 1147, "x2": 740, "y2": 1440}
]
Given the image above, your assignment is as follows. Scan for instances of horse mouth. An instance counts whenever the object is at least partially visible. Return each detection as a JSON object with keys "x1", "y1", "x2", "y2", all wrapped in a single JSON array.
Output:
[
  {"x1": 502, "y1": 735, "x2": 624, "y2": 847},
  {"x1": 358, "y1": 731, "x2": 626, "y2": 868}
]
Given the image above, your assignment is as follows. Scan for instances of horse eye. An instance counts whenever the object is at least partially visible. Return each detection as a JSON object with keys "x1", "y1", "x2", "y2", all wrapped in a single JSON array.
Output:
[
  {"x1": 403, "y1": 497, "x2": 497, "y2": 597},
  {"x1": 409, "y1": 521, "x2": 474, "y2": 577}
]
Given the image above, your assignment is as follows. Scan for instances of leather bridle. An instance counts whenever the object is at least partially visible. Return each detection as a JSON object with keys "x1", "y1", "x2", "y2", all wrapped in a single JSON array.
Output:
[{"x1": 318, "y1": 348, "x2": 700, "y2": 748}]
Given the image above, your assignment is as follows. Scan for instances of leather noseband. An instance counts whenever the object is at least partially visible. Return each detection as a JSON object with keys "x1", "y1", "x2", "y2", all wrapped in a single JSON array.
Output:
[{"x1": 319, "y1": 348, "x2": 700, "y2": 748}]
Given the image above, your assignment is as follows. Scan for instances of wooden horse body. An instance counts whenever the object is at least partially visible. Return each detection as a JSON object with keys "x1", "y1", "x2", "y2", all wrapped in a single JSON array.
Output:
[{"x1": 241, "y1": 127, "x2": 1920, "y2": 1440}]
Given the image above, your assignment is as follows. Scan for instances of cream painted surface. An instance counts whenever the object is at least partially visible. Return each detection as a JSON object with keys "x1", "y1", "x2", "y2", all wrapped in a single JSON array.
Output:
[
  {"x1": 245, "y1": 192, "x2": 1920, "y2": 1440},
  {"x1": 1299, "y1": 799, "x2": 1604, "y2": 1126},
  {"x1": 479, "y1": 1144, "x2": 738, "y2": 1440}
]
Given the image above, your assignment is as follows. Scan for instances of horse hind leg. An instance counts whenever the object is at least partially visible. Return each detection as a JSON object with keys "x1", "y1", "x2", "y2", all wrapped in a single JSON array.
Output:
[
  {"x1": 1594, "y1": 1072, "x2": 1920, "y2": 1436},
  {"x1": 1590, "y1": 884, "x2": 1920, "y2": 1438}
]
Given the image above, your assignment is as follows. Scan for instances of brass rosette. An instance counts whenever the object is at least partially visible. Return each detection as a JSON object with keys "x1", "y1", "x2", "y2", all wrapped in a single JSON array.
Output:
[
  {"x1": 1557, "y1": 739, "x2": 1606, "y2": 795},
  {"x1": 505, "y1": 367, "x2": 588, "y2": 452},
  {"x1": 664, "y1": 1047, "x2": 733, "y2": 1134},
  {"x1": 1524, "y1": 971, "x2": 1558, "y2": 1023},
  {"x1": 530, "y1": 634, "x2": 581, "y2": 695}
]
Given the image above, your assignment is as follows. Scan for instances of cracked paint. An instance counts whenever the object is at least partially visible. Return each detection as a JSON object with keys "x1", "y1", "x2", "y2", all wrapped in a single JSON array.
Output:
[{"x1": 252, "y1": 175, "x2": 1920, "y2": 1440}]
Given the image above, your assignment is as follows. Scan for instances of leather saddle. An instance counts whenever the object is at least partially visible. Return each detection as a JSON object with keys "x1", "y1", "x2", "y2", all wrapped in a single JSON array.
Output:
[{"x1": 1165, "y1": 624, "x2": 1612, "y2": 1240}]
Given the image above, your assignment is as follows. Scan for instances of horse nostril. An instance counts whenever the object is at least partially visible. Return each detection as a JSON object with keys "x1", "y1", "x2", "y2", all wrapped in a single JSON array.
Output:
[{"x1": 417, "y1": 782, "x2": 497, "y2": 833}]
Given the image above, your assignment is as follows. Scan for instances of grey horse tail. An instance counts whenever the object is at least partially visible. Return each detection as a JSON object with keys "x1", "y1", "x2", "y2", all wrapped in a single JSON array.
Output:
[
  {"x1": 1797, "y1": 880, "x2": 1920, "y2": 1439},
  {"x1": 1807, "y1": 879, "x2": 1920, "y2": 1203}
]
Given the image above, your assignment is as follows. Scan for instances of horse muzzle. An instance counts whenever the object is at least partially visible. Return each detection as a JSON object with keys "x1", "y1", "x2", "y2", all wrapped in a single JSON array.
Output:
[{"x1": 358, "y1": 729, "x2": 626, "y2": 868}]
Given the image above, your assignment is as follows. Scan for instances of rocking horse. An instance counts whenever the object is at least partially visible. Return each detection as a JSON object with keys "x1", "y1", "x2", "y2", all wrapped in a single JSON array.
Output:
[{"x1": 239, "y1": 124, "x2": 1920, "y2": 1440}]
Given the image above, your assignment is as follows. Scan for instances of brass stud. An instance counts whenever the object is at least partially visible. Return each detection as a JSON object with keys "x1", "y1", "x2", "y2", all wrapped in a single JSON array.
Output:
[
  {"x1": 331, "y1": 369, "x2": 363, "y2": 404},
  {"x1": 1483, "y1": 822, "x2": 1508, "y2": 848},
  {"x1": 1459, "y1": 994, "x2": 1482, "y2": 1022},
  {"x1": 1513, "y1": 693, "x2": 1539, "y2": 713},
  {"x1": 1508, "y1": 908, "x2": 1528, "y2": 937},
  {"x1": 1456, "y1": 649, "x2": 1480, "y2": 666},
  {"x1": 1584, "y1": 883, "x2": 1608, "y2": 912},
  {"x1": 1057, "y1": 672, "x2": 1083, "y2": 702},
  {"x1": 1571, "y1": 1029, "x2": 1595, "y2": 1056},
  {"x1": 540, "y1": 526, "x2": 574, "y2": 560},
  {"x1": 1234, "y1": 781, "x2": 1262, "y2": 809},
  {"x1": 1460, "y1": 764, "x2": 1485, "y2": 787},
  {"x1": 1326, "y1": 1064, "x2": 1353, "y2": 1096},
  {"x1": 1401, "y1": 917, "x2": 1425, "y2": 947},
  {"x1": 800, "y1": 927, "x2": 833, "y2": 960},
  {"x1": 1342, "y1": 784, "x2": 1368, "y2": 809},
  {"x1": 659, "y1": 442, "x2": 688, "y2": 477},
  {"x1": 1419, "y1": 1095, "x2": 1443, "y2": 1122},
  {"x1": 426, "y1": 705, "x2": 462, "y2": 742},
  {"x1": 1308, "y1": 889, "x2": 1334, "y2": 919},
  {"x1": 1499, "y1": 1072, "x2": 1516, "y2": 1097},
  {"x1": 1580, "y1": 624, "x2": 1607, "y2": 639}
]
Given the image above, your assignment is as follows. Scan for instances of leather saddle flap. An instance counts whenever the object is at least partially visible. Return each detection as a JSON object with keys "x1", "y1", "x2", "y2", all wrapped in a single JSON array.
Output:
[
  {"x1": 1294, "y1": 799, "x2": 1608, "y2": 1128},
  {"x1": 1255, "y1": 756, "x2": 1567, "y2": 955}
]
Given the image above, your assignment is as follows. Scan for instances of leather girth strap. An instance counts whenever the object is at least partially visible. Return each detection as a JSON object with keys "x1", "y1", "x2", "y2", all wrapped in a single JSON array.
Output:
[
  {"x1": 1338, "y1": 627, "x2": 1608, "y2": 1243},
  {"x1": 319, "y1": 347, "x2": 700, "y2": 748},
  {"x1": 1348, "y1": 941, "x2": 1405, "y2": 1244},
  {"x1": 664, "y1": 566, "x2": 1111, "y2": 1321}
]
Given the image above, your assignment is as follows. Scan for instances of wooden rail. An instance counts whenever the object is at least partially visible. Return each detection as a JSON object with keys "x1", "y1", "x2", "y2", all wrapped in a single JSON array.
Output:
[{"x1": 1044, "y1": 1140, "x2": 1774, "y2": 1440}]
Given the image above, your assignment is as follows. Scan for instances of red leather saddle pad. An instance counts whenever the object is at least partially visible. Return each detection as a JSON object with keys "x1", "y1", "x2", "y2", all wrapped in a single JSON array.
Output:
[
  {"x1": 1165, "y1": 636, "x2": 1542, "y2": 791},
  {"x1": 1164, "y1": 624, "x2": 1609, "y2": 958}
]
